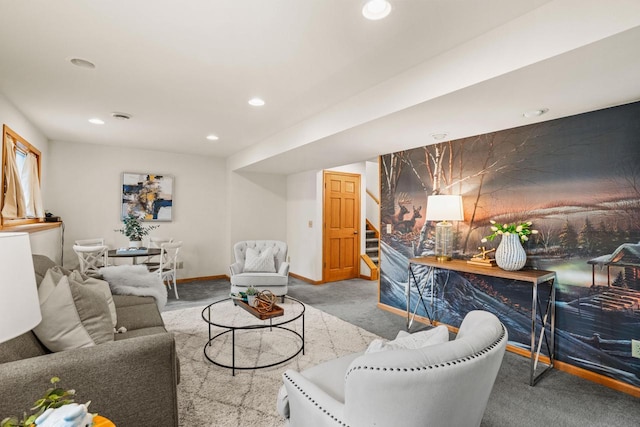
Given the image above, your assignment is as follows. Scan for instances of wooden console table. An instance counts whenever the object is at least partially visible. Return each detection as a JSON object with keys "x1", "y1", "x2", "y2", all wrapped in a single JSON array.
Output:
[{"x1": 407, "y1": 257, "x2": 556, "y2": 386}]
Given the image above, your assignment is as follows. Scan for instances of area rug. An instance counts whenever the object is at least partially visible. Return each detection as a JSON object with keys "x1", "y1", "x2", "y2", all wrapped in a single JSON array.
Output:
[{"x1": 161, "y1": 299, "x2": 380, "y2": 426}]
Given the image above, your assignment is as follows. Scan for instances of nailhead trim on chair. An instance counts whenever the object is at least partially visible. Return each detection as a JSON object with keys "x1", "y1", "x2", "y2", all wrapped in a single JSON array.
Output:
[
  {"x1": 346, "y1": 325, "x2": 507, "y2": 377},
  {"x1": 283, "y1": 372, "x2": 349, "y2": 427}
]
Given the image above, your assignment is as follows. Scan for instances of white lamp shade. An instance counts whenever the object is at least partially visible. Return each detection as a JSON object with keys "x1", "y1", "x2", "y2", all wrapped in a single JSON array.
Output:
[
  {"x1": 0, "y1": 232, "x2": 42, "y2": 343},
  {"x1": 425, "y1": 195, "x2": 464, "y2": 221}
]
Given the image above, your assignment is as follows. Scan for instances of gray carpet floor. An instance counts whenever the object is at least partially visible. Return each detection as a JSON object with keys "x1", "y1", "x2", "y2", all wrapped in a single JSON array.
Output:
[{"x1": 164, "y1": 277, "x2": 640, "y2": 427}]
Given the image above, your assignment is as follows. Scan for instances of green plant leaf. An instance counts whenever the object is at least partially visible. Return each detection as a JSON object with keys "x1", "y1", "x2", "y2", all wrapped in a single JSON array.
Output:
[
  {"x1": 7, "y1": 377, "x2": 82, "y2": 427},
  {"x1": 1, "y1": 417, "x2": 19, "y2": 427},
  {"x1": 31, "y1": 399, "x2": 46, "y2": 411},
  {"x1": 24, "y1": 414, "x2": 38, "y2": 425}
]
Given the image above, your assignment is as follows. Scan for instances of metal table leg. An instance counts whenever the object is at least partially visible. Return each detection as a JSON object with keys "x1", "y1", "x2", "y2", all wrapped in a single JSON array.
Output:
[
  {"x1": 530, "y1": 274, "x2": 556, "y2": 385},
  {"x1": 407, "y1": 264, "x2": 434, "y2": 330}
]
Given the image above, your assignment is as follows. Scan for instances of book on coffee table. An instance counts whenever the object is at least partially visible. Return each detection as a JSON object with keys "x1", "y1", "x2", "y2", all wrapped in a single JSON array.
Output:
[{"x1": 115, "y1": 247, "x2": 148, "y2": 255}]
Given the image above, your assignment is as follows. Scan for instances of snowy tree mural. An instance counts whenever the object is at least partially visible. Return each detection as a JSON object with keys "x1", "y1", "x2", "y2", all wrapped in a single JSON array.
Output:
[{"x1": 379, "y1": 101, "x2": 640, "y2": 388}]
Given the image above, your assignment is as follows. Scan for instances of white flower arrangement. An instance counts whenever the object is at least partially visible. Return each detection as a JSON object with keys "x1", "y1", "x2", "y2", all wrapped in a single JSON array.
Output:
[{"x1": 481, "y1": 220, "x2": 538, "y2": 243}]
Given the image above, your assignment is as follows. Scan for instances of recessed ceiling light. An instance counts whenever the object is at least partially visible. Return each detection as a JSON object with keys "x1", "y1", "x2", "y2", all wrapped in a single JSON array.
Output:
[
  {"x1": 111, "y1": 112, "x2": 132, "y2": 120},
  {"x1": 523, "y1": 108, "x2": 549, "y2": 118},
  {"x1": 362, "y1": 0, "x2": 392, "y2": 20},
  {"x1": 88, "y1": 118, "x2": 104, "y2": 125},
  {"x1": 248, "y1": 98, "x2": 265, "y2": 107},
  {"x1": 431, "y1": 133, "x2": 448, "y2": 141},
  {"x1": 206, "y1": 134, "x2": 219, "y2": 141},
  {"x1": 69, "y1": 58, "x2": 96, "y2": 69}
]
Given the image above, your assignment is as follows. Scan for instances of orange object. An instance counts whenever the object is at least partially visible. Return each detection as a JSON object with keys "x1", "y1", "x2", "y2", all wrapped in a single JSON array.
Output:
[{"x1": 93, "y1": 415, "x2": 116, "y2": 427}]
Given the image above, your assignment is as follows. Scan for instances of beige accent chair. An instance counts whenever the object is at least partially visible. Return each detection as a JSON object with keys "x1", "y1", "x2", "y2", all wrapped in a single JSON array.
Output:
[
  {"x1": 229, "y1": 240, "x2": 289, "y2": 297},
  {"x1": 277, "y1": 310, "x2": 508, "y2": 427}
]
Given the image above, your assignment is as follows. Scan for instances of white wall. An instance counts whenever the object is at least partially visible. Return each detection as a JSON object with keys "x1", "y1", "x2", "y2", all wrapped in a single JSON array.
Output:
[
  {"x1": 286, "y1": 170, "x2": 322, "y2": 280},
  {"x1": 47, "y1": 141, "x2": 227, "y2": 278},
  {"x1": 365, "y1": 159, "x2": 380, "y2": 229},
  {"x1": 0, "y1": 93, "x2": 61, "y2": 261},
  {"x1": 227, "y1": 170, "x2": 287, "y2": 264},
  {"x1": 0, "y1": 94, "x2": 49, "y2": 168}
]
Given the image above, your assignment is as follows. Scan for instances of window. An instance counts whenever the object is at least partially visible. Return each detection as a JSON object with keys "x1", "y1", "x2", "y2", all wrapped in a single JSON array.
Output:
[
  {"x1": 1, "y1": 124, "x2": 44, "y2": 228},
  {"x1": 16, "y1": 149, "x2": 26, "y2": 171}
]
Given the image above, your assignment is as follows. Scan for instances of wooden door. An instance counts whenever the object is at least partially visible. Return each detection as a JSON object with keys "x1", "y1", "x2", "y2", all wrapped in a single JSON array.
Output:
[{"x1": 323, "y1": 171, "x2": 360, "y2": 282}]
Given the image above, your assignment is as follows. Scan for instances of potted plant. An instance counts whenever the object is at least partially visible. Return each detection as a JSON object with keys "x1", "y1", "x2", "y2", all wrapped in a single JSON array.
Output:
[
  {"x1": 115, "y1": 213, "x2": 159, "y2": 248},
  {"x1": 1, "y1": 377, "x2": 93, "y2": 427},
  {"x1": 246, "y1": 286, "x2": 258, "y2": 306},
  {"x1": 481, "y1": 220, "x2": 538, "y2": 271}
]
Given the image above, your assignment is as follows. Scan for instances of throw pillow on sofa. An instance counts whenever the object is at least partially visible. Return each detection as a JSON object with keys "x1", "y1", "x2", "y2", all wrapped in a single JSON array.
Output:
[
  {"x1": 69, "y1": 270, "x2": 117, "y2": 328},
  {"x1": 244, "y1": 246, "x2": 276, "y2": 272},
  {"x1": 33, "y1": 269, "x2": 113, "y2": 352},
  {"x1": 365, "y1": 325, "x2": 450, "y2": 353},
  {"x1": 44, "y1": 267, "x2": 117, "y2": 328}
]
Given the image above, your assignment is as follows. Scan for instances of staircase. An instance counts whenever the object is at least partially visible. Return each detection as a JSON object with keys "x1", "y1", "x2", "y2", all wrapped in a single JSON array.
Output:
[{"x1": 364, "y1": 221, "x2": 380, "y2": 280}]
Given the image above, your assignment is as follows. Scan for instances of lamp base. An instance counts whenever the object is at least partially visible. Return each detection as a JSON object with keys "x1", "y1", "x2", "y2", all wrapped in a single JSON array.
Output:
[{"x1": 434, "y1": 221, "x2": 454, "y2": 262}]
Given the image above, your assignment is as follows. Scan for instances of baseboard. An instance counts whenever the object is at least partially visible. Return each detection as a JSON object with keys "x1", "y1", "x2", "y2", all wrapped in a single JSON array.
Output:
[
  {"x1": 289, "y1": 272, "x2": 323, "y2": 285},
  {"x1": 377, "y1": 301, "x2": 640, "y2": 398},
  {"x1": 553, "y1": 360, "x2": 640, "y2": 398},
  {"x1": 177, "y1": 272, "x2": 324, "y2": 285},
  {"x1": 176, "y1": 274, "x2": 227, "y2": 284}
]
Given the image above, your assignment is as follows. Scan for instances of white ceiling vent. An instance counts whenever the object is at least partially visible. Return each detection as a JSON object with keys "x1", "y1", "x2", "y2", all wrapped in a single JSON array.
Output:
[{"x1": 111, "y1": 112, "x2": 132, "y2": 120}]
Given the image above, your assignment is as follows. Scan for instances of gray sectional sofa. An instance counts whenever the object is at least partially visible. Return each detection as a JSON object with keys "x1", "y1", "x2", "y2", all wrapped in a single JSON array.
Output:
[{"x1": 0, "y1": 255, "x2": 179, "y2": 426}]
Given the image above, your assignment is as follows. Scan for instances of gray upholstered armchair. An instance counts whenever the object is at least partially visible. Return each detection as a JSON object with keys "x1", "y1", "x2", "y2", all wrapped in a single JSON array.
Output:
[
  {"x1": 229, "y1": 240, "x2": 289, "y2": 297},
  {"x1": 278, "y1": 310, "x2": 508, "y2": 427}
]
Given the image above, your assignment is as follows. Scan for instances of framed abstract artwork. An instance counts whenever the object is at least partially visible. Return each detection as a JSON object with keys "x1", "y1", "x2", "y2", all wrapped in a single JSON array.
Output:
[{"x1": 121, "y1": 172, "x2": 173, "y2": 221}]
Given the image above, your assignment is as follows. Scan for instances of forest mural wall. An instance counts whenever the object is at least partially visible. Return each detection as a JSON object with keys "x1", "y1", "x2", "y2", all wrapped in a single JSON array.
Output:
[{"x1": 379, "y1": 101, "x2": 640, "y2": 388}]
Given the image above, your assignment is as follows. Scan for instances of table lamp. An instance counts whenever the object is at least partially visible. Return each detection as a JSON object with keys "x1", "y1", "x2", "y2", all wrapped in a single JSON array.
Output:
[
  {"x1": 425, "y1": 195, "x2": 464, "y2": 261},
  {"x1": 0, "y1": 232, "x2": 42, "y2": 343}
]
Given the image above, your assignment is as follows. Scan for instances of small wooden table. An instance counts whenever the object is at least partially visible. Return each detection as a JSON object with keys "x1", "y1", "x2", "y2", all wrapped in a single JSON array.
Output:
[{"x1": 407, "y1": 257, "x2": 556, "y2": 386}]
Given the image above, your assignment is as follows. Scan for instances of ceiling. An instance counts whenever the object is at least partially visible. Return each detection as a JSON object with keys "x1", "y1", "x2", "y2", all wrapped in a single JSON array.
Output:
[{"x1": 1, "y1": 1, "x2": 639, "y2": 175}]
